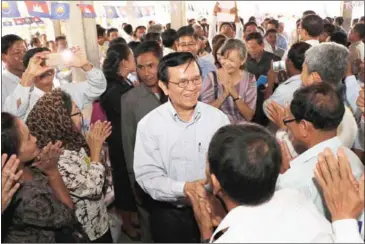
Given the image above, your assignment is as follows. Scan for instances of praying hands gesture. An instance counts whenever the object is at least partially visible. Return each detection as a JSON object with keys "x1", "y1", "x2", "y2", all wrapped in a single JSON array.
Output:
[
  {"x1": 86, "y1": 121, "x2": 112, "y2": 163},
  {"x1": 314, "y1": 148, "x2": 364, "y2": 221},
  {"x1": 32, "y1": 141, "x2": 63, "y2": 176},
  {"x1": 266, "y1": 101, "x2": 288, "y2": 130},
  {"x1": 2, "y1": 154, "x2": 23, "y2": 214}
]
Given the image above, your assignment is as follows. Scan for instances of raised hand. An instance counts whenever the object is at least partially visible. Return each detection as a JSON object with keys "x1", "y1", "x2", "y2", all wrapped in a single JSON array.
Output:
[
  {"x1": 266, "y1": 101, "x2": 288, "y2": 130},
  {"x1": 32, "y1": 141, "x2": 63, "y2": 175},
  {"x1": 86, "y1": 121, "x2": 112, "y2": 162},
  {"x1": 2, "y1": 154, "x2": 23, "y2": 213}
]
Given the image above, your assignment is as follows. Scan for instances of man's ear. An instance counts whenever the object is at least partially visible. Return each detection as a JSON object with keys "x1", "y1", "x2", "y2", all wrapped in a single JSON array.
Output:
[
  {"x1": 2, "y1": 54, "x2": 7, "y2": 64},
  {"x1": 211, "y1": 173, "x2": 222, "y2": 196},
  {"x1": 158, "y1": 81, "x2": 169, "y2": 96},
  {"x1": 311, "y1": 72, "x2": 322, "y2": 83}
]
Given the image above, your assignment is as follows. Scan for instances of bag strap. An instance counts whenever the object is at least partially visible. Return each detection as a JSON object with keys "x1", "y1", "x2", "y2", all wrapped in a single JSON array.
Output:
[{"x1": 212, "y1": 71, "x2": 218, "y2": 100}]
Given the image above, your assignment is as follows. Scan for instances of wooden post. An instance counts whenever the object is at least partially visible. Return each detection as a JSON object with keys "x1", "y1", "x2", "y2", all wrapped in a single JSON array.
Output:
[
  {"x1": 171, "y1": 1, "x2": 187, "y2": 30},
  {"x1": 342, "y1": 1, "x2": 353, "y2": 32}
]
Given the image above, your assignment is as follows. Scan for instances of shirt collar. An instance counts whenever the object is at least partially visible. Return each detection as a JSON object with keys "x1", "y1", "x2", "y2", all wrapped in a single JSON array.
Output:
[
  {"x1": 289, "y1": 136, "x2": 342, "y2": 168},
  {"x1": 166, "y1": 99, "x2": 201, "y2": 123},
  {"x1": 305, "y1": 39, "x2": 320, "y2": 46},
  {"x1": 283, "y1": 74, "x2": 301, "y2": 85},
  {"x1": 3, "y1": 69, "x2": 21, "y2": 83}
]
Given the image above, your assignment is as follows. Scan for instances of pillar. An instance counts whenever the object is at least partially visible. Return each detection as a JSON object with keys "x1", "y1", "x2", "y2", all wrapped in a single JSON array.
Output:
[
  {"x1": 126, "y1": 1, "x2": 139, "y2": 28},
  {"x1": 170, "y1": 1, "x2": 187, "y2": 30},
  {"x1": 52, "y1": 20, "x2": 62, "y2": 37},
  {"x1": 342, "y1": 1, "x2": 353, "y2": 32}
]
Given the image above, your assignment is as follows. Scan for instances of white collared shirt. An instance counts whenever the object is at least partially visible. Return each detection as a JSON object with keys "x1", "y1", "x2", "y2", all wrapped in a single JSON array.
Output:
[
  {"x1": 3, "y1": 68, "x2": 107, "y2": 121},
  {"x1": 277, "y1": 137, "x2": 364, "y2": 220},
  {"x1": 212, "y1": 189, "x2": 335, "y2": 243},
  {"x1": 282, "y1": 39, "x2": 320, "y2": 61},
  {"x1": 163, "y1": 47, "x2": 175, "y2": 56},
  {"x1": 1, "y1": 69, "x2": 21, "y2": 109}
]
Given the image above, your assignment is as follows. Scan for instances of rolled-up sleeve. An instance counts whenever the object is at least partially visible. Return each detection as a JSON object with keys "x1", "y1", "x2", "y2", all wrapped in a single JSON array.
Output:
[
  {"x1": 61, "y1": 67, "x2": 107, "y2": 110},
  {"x1": 133, "y1": 121, "x2": 186, "y2": 202}
]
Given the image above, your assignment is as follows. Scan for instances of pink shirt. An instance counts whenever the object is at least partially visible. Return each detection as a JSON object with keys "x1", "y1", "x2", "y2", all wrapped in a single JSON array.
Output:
[{"x1": 201, "y1": 71, "x2": 257, "y2": 124}]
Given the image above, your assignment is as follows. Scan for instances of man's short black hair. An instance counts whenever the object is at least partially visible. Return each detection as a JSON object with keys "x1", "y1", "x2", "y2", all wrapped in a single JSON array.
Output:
[
  {"x1": 323, "y1": 23, "x2": 336, "y2": 36},
  {"x1": 360, "y1": 16, "x2": 365, "y2": 22},
  {"x1": 330, "y1": 31, "x2": 348, "y2": 47},
  {"x1": 55, "y1": 35, "x2": 66, "y2": 42},
  {"x1": 30, "y1": 37, "x2": 40, "y2": 47},
  {"x1": 127, "y1": 41, "x2": 140, "y2": 53},
  {"x1": 303, "y1": 10, "x2": 316, "y2": 17},
  {"x1": 176, "y1": 26, "x2": 198, "y2": 41},
  {"x1": 267, "y1": 19, "x2": 279, "y2": 29},
  {"x1": 157, "y1": 52, "x2": 201, "y2": 85},
  {"x1": 109, "y1": 37, "x2": 127, "y2": 47},
  {"x1": 208, "y1": 124, "x2": 281, "y2": 206},
  {"x1": 335, "y1": 16, "x2": 344, "y2": 26},
  {"x1": 287, "y1": 42, "x2": 311, "y2": 71},
  {"x1": 290, "y1": 82, "x2": 345, "y2": 131},
  {"x1": 1, "y1": 34, "x2": 23, "y2": 54},
  {"x1": 245, "y1": 32, "x2": 264, "y2": 45},
  {"x1": 244, "y1": 21, "x2": 258, "y2": 32},
  {"x1": 353, "y1": 23, "x2": 365, "y2": 39},
  {"x1": 23, "y1": 47, "x2": 50, "y2": 69},
  {"x1": 134, "y1": 41, "x2": 163, "y2": 60},
  {"x1": 301, "y1": 14, "x2": 324, "y2": 37},
  {"x1": 107, "y1": 28, "x2": 118, "y2": 37},
  {"x1": 162, "y1": 29, "x2": 177, "y2": 48},
  {"x1": 265, "y1": 29, "x2": 277, "y2": 36},
  {"x1": 248, "y1": 16, "x2": 256, "y2": 22},
  {"x1": 124, "y1": 24, "x2": 133, "y2": 36},
  {"x1": 143, "y1": 32, "x2": 162, "y2": 43},
  {"x1": 97, "y1": 26, "x2": 106, "y2": 38},
  {"x1": 219, "y1": 22, "x2": 234, "y2": 32}
]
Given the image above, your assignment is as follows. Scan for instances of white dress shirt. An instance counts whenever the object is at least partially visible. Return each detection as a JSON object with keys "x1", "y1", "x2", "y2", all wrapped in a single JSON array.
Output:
[
  {"x1": 212, "y1": 189, "x2": 335, "y2": 243},
  {"x1": 1, "y1": 69, "x2": 21, "y2": 109},
  {"x1": 282, "y1": 39, "x2": 320, "y2": 61},
  {"x1": 3, "y1": 68, "x2": 107, "y2": 121},
  {"x1": 163, "y1": 47, "x2": 175, "y2": 56},
  {"x1": 277, "y1": 137, "x2": 364, "y2": 220},
  {"x1": 134, "y1": 101, "x2": 230, "y2": 203}
]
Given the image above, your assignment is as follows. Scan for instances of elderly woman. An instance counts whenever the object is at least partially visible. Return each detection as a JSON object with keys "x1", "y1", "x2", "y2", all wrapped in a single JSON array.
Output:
[
  {"x1": 201, "y1": 39, "x2": 257, "y2": 124},
  {"x1": 26, "y1": 89, "x2": 113, "y2": 243},
  {"x1": 1, "y1": 112, "x2": 78, "y2": 243}
]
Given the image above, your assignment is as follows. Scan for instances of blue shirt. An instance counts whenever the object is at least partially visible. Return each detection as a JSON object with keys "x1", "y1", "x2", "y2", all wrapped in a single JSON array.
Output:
[
  {"x1": 133, "y1": 100, "x2": 230, "y2": 202},
  {"x1": 197, "y1": 57, "x2": 217, "y2": 80},
  {"x1": 276, "y1": 34, "x2": 288, "y2": 51}
]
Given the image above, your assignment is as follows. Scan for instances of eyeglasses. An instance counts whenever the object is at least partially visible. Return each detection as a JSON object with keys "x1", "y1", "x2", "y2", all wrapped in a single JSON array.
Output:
[
  {"x1": 71, "y1": 111, "x2": 82, "y2": 117},
  {"x1": 169, "y1": 77, "x2": 202, "y2": 88},
  {"x1": 283, "y1": 118, "x2": 296, "y2": 126}
]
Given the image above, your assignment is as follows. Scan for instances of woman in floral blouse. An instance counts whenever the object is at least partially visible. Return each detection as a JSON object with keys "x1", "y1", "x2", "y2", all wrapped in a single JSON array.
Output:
[
  {"x1": 1, "y1": 112, "x2": 76, "y2": 243},
  {"x1": 201, "y1": 39, "x2": 257, "y2": 124},
  {"x1": 26, "y1": 89, "x2": 113, "y2": 242}
]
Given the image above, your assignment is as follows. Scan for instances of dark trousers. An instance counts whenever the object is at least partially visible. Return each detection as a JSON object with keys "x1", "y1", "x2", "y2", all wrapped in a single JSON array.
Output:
[
  {"x1": 149, "y1": 201, "x2": 200, "y2": 243},
  {"x1": 91, "y1": 229, "x2": 113, "y2": 243}
]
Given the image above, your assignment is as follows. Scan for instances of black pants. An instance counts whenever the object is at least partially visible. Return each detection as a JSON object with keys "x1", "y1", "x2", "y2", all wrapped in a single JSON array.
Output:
[
  {"x1": 149, "y1": 201, "x2": 200, "y2": 243},
  {"x1": 91, "y1": 229, "x2": 113, "y2": 243}
]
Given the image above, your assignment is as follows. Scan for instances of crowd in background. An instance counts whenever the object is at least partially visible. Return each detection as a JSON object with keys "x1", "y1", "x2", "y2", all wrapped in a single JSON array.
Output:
[{"x1": 1, "y1": 2, "x2": 365, "y2": 243}]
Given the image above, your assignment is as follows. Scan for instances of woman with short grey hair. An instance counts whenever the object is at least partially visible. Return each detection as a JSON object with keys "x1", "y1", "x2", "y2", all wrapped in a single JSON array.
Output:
[{"x1": 201, "y1": 39, "x2": 257, "y2": 124}]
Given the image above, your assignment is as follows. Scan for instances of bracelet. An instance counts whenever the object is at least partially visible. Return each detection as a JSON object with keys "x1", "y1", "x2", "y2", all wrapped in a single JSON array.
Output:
[{"x1": 233, "y1": 96, "x2": 240, "y2": 101}]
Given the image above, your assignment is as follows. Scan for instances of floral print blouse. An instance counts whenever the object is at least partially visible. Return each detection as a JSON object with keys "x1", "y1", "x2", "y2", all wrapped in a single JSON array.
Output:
[{"x1": 58, "y1": 148, "x2": 109, "y2": 241}]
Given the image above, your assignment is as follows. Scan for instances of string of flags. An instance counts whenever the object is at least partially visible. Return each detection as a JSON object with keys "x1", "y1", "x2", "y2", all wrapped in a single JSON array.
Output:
[{"x1": 1, "y1": 1, "x2": 158, "y2": 23}]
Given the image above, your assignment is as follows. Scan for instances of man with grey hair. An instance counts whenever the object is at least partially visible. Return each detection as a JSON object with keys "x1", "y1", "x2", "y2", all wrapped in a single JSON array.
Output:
[
  {"x1": 147, "y1": 24, "x2": 163, "y2": 34},
  {"x1": 267, "y1": 42, "x2": 360, "y2": 150}
]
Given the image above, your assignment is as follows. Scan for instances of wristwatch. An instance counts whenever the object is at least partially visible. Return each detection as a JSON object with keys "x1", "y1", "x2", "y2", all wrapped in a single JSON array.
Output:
[{"x1": 233, "y1": 95, "x2": 241, "y2": 101}]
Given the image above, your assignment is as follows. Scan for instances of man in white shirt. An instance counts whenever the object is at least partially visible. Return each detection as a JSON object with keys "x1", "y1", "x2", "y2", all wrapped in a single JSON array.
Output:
[
  {"x1": 264, "y1": 29, "x2": 285, "y2": 58},
  {"x1": 348, "y1": 23, "x2": 365, "y2": 64},
  {"x1": 133, "y1": 52, "x2": 229, "y2": 242},
  {"x1": 161, "y1": 29, "x2": 176, "y2": 56},
  {"x1": 282, "y1": 14, "x2": 323, "y2": 61},
  {"x1": 187, "y1": 123, "x2": 356, "y2": 242},
  {"x1": 277, "y1": 83, "x2": 364, "y2": 220},
  {"x1": 1, "y1": 34, "x2": 27, "y2": 109},
  {"x1": 3, "y1": 47, "x2": 107, "y2": 121}
]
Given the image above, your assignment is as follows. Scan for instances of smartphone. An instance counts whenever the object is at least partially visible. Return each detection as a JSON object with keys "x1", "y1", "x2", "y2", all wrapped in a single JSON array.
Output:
[
  {"x1": 273, "y1": 60, "x2": 286, "y2": 73},
  {"x1": 256, "y1": 75, "x2": 268, "y2": 87},
  {"x1": 46, "y1": 50, "x2": 72, "y2": 67}
]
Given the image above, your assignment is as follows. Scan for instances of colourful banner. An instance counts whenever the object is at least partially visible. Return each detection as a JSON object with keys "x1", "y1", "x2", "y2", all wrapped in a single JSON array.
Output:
[
  {"x1": 14, "y1": 18, "x2": 25, "y2": 25},
  {"x1": 79, "y1": 4, "x2": 96, "y2": 18},
  {"x1": 104, "y1": 6, "x2": 118, "y2": 19},
  {"x1": 25, "y1": 1, "x2": 50, "y2": 18},
  {"x1": 50, "y1": 2, "x2": 70, "y2": 20},
  {"x1": 2, "y1": 1, "x2": 21, "y2": 18},
  {"x1": 117, "y1": 6, "x2": 127, "y2": 18},
  {"x1": 2, "y1": 20, "x2": 13, "y2": 27}
]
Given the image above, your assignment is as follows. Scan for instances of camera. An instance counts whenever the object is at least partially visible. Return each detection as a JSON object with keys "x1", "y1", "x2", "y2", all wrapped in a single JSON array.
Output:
[{"x1": 273, "y1": 60, "x2": 286, "y2": 73}]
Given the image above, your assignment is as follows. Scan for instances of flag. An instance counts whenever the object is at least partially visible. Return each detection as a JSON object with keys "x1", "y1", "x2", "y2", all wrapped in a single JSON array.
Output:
[
  {"x1": 50, "y1": 2, "x2": 70, "y2": 20},
  {"x1": 104, "y1": 6, "x2": 118, "y2": 19},
  {"x1": 133, "y1": 6, "x2": 142, "y2": 18},
  {"x1": 117, "y1": 6, "x2": 127, "y2": 18},
  {"x1": 14, "y1": 18, "x2": 25, "y2": 26},
  {"x1": 25, "y1": 1, "x2": 50, "y2": 18},
  {"x1": 2, "y1": 21, "x2": 13, "y2": 27},
  {"x1": 2, "y1": 1, "x2": 21, "y2": 18},
  {"x1": 79, "y1": 4, "x2": 96, "y2": 18},
  {"x1": 141, "y1": 6, "x2": 149, "y2": 17},
  {"x1": 24, "y1": 17, "x2": 34, "y2": 25},
  {"x1": 32, "y1": 17, "x2": 44, "y2": 24}
]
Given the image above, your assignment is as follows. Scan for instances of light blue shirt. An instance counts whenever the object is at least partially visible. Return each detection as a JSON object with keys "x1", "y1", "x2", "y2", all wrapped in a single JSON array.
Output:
[
  {"x1": 134, "y1": 100, "x2": 230, "y2": 203},
  {"x1": 197, "y1": 57, "x2": 217, "y2": 81},
  {"x1": 276, "y1": 34, "x2": 288, "y2": 51},
  {"x1": 1, "y1": 69, "x2": 21, "y2": 109},
  {"x1": 277, "y1": 136, "x2": 364, "y2": 220},
  {"x1": 263, "y1": 74, "x2": 302, "y2": 116},
  {"x1": 344, "y1": 75, "x2": 362, "y2": 119}
]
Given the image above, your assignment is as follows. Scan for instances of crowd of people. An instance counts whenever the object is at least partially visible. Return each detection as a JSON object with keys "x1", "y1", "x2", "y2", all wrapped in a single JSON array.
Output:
[{"x1": 1, "y1": 2, "x2": 365, "y2": 243}]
